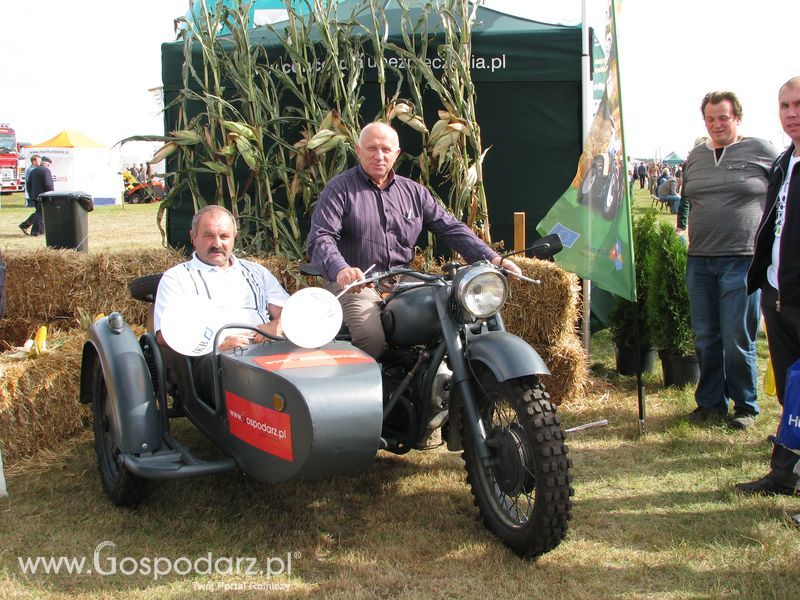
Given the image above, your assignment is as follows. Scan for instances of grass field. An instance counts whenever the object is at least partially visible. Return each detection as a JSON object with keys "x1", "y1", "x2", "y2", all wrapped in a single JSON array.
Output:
[
  {"x1": 0, "y1": 192, "x2": 164, "y2": 254},
  {"x1": 1, "y1": 189, "x2": 798, "y2": 599}
]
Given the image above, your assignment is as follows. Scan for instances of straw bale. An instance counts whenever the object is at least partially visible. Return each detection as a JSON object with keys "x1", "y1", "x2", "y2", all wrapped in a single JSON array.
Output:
[
  {"x1": 504, "y1": 257, "x2": 581, "y2": 347},
  {"x1": 3, "y1": 247, "x2": 185, "y2": 327},
  {"x1": 0, "y1": 329, "x2": 87, "y2": 465},
  {"x1": 245, "y1": 255, "x2": 309, "y2": 294},
  {"x1": 538, "y1": 334, "x2": 589, "y2": 406},
  {"x1": 0, "y1": 317, "x2": 76, "y2": 349},
  {"x1": 3, "y1": 249, "x2": 84, "y2": 320},
  {"x1": 73, "y1": 249, "x2": 185, "y2": 326}
]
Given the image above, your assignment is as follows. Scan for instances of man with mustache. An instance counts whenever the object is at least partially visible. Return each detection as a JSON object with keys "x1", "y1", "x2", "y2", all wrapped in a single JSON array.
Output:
[{"x1": 154, "y1": 205, "x2": 289, "y2": 392}]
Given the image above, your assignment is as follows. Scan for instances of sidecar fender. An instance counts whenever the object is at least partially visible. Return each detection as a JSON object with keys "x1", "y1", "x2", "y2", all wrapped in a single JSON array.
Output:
[
  {"x1": 80, "y1": 314, "x2": 163, "y2": 454},
  {"x1": 466, "y1": 331, "x2": 550, "y2": 381}
]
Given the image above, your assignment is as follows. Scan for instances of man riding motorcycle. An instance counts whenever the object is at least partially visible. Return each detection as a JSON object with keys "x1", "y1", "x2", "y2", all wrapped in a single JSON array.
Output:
[{"x1": 306, "y1": 122, "x2": 521, "y2": 358}]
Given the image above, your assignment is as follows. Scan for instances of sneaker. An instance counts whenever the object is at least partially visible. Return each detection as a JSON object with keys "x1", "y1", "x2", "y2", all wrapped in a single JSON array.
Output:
[
  {"x1": 18, "y1": 223, "x2": 29, "y2": 235},
  {"x1": 686, "y1": 406, "x2": 726, "y2": 424},
  {"x1": 791, "y1": 513, "x2": 800, "y2": 527},
  {"x1": 734, "y1": 475, "x2": 798, "y2": 496},
  {"x1": 729, "y1": 410, "x2": 756, "y2": 430}
]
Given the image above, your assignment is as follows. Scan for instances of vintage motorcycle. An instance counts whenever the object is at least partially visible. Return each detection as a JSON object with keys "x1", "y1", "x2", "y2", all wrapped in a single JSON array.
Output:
[{"x1": 80, "y1": 234, "x2": 571, "y2": 559}]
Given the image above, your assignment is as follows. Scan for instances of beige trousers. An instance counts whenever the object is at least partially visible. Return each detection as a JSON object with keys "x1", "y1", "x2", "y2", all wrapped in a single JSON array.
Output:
[{"x1": 324, "y1": 281, "x2": 385, "y2": 358}]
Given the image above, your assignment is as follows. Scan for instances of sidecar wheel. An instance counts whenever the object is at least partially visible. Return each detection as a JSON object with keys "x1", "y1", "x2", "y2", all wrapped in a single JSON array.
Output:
[
  {"x1": 462, "y1": 368, "x2": 572, "y2": 559},
  {"x1": 91, "y1": 360, "x2": 147, "y2": 507}
]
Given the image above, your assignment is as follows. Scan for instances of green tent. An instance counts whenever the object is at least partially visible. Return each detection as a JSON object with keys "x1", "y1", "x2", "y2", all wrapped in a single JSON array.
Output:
[
  {"x1": 160, "y1": 2, "x2": 582, "y2": 251},
  {"x1": 663, "y1": 152, "x2": 685, "y2": 166}
]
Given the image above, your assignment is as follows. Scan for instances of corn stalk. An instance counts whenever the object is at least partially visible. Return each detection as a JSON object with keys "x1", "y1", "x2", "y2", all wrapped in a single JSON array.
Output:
[{"x1": 153, "y1": 0, "x2": 491, "y2": 256}]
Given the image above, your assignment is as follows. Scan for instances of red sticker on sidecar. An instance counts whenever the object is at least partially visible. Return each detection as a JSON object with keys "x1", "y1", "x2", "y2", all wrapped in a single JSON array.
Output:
[
  {"x1": 253, "y1": 349, "x2": 374, "y2": 371},
  {"x1": 226, "y1": 391, "x2": 293, "y2": 462}
]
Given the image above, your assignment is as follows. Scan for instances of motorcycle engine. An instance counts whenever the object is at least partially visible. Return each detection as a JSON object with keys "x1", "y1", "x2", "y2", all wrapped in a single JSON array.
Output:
[{"x1": 427, "y1": 361, "x2": 452, "y2": 430}]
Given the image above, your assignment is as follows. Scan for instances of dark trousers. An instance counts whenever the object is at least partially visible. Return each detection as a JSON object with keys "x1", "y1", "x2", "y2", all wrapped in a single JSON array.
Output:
[
  {"x1": 760, "y1": 284, "x2": 800, "y2": 405},
  {"x1": 20, "y1": 201, "x2": 44, "y2": 235},
  {"x1": 760, "y1": 284, "x2": 800, "y2": 484}
]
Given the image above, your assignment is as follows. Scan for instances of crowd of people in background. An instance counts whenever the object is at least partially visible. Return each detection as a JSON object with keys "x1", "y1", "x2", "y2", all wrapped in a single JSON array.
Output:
[
  {"x1": 628, "y1": 159, "x2": 686, "y2": 214},
  {"x1": 126, "y1": 162, "x2": 155, "y2": 184}
]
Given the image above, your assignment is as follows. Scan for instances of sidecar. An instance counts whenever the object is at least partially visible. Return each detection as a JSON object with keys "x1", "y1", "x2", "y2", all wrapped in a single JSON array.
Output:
[{"x1": 79, "y1": 288, "x2": 383, "y2": 506}]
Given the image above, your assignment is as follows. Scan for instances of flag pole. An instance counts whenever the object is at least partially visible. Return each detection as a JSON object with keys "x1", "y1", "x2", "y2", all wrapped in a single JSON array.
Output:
[
  {"x1": 580, "y1": 0, "x2": 592, "y2": 351},
  {"x1": 609, "y1": 0, "x2": 647, "y2": 435}
]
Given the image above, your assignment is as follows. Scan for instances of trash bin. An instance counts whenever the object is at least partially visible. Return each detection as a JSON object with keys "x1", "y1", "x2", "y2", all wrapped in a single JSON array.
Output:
[{"x1": 39, "y1": 191, "x2": 94, "y2": 253}]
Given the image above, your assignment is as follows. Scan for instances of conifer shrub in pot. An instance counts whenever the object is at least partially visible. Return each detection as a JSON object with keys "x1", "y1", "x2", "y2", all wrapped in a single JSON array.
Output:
[
  {"x1": 645, "y1": 221, "x2": 698, "y2": 386},
  {"x1": 609, "y1": 212, "x2": 658, "y2": 375}
]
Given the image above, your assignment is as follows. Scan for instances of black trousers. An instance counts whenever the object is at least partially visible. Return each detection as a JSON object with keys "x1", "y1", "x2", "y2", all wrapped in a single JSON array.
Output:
[
  {"x1": 760, "y1": 284, "x2": 800, "y2": 484},
  {"x1": 21, "y1": 201, "x2": 44, "y2": 235}
]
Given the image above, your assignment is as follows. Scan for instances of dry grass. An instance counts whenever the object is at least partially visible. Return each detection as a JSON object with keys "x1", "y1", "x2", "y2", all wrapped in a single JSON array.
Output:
[{"x1": 0, "y1": 332, "x2": 797, "y2": 599}]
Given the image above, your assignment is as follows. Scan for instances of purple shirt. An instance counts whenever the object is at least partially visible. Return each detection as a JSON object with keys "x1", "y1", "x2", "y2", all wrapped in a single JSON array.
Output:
[{"x1": 307, "y1": 166, "x2": 498, "y2": 281}]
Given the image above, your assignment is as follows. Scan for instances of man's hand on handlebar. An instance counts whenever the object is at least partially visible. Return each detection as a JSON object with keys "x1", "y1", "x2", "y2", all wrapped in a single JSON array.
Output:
[
  {"x1": 491, "y1": 256, "x2": 522, "y2": 276},
  {"x1": 336, "y1": 267, "x2": 374, "y2": 294}
]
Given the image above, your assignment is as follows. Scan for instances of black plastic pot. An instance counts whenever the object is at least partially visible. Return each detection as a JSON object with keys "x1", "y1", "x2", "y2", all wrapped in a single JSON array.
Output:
[
  {"x1": 658, "y1": 350, "x2": 700, "y2": 387},
  {"x1": 615, "y1": 344, "x2": 656, "y2": 376}
]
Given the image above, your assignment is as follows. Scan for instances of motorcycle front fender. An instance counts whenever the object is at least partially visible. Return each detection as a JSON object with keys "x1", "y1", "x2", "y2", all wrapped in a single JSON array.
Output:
[
  {"x1": 466, "y1": 331, "x2": 550, "y2": 381},
  {"x1": 80, "y1": 315, "x2": 163, "y2": 454}
]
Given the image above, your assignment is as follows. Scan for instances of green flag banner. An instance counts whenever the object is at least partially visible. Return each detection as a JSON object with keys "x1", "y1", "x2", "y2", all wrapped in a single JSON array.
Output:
[{"x1": 536, "y1": 0, "x2": 635, "y2": 301}]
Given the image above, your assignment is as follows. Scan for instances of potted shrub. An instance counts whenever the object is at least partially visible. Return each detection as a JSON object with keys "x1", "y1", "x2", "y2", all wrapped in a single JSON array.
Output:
[
  {"x1": 609, "y1": 212, "x2": 658, "y2": 375},
  {"x1": 645, "y1": 221, "x2": 699, "y2": 386}
]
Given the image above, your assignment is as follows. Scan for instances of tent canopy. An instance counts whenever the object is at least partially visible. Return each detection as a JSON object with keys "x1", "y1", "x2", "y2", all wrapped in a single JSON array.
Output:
[
  {"x1": 663, "y1": 152, "x2": 685, "y2": 166},
  {"x1": 28, "y1": 130, "x2": 108, "y2": 149},
  {"x1": 161, "y1": 1, "x2": 583, "y2": 250},
  {"x1": 23, "y1": 130, "x2": 120, "y2": 205}
]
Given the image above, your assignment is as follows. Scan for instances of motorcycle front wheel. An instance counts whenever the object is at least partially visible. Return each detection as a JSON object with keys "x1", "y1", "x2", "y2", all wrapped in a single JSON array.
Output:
[{"x1": 462, "y1": 367, "x2": 572, "y2": 558}]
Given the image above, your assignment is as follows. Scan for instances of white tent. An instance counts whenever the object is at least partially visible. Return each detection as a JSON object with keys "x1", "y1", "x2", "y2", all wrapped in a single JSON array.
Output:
[{"x1": 24, "y1": 131, "x2": 121, "y2": 205}]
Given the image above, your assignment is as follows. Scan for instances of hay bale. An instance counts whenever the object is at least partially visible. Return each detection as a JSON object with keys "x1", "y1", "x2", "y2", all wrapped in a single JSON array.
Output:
[
  {"x1": 505, "y1": 257, "x2": 581, "y2": 347},
  {"x1": 3, "y1": 247, "x2": 185, "y2": 327},
  {"x1": 0, "y1": 317, "x2": 76, "y2": 349},
  {"x1": 538, "y1": 335, "x2": 589, "y2": 406},
  {"x1": 0, "y1": 329, "x2": 88, "y2": 465},
  {"x1": 3, "y1": 249, "x2": 84, "y2": 320},
  {"x1": 73, "y1": 249, "x2": 186, "y2": 326}
]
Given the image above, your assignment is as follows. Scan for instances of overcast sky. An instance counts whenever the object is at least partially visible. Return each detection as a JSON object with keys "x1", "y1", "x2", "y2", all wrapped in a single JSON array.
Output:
[{"x1": 1, "y1": 1, "x2": 796, "y2": 161}]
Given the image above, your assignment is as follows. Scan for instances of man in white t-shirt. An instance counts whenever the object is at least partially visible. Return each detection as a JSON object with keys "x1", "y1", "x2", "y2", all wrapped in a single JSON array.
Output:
[
  {"x1": 154, "y1": 205, "x2": 290, "y2": 392},
  {"x1": 739, "y1": 76, "x2": 800, "y2": 497}
]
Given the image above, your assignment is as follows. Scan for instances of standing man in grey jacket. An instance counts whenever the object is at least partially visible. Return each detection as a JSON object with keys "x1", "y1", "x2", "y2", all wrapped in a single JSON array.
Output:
[{"x1": 682, "y1": 91, "x2": 778, "y2": 429}]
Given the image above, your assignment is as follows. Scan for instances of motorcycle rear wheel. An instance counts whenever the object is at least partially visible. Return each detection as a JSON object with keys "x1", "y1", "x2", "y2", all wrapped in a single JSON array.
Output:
[{"x1": 462, "y1": 368, "x2": 572, "y2": 558}]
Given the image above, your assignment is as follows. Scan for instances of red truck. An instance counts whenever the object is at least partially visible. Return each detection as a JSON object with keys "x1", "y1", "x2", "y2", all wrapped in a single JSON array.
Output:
[{"x1": 0, "y1": 123, "x2": 23, "y2": 194}]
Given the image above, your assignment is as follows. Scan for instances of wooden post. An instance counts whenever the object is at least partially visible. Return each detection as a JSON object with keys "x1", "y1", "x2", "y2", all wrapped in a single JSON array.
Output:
[{"x1": 513, "y1": 212, "x2": 525, "y2": 252}]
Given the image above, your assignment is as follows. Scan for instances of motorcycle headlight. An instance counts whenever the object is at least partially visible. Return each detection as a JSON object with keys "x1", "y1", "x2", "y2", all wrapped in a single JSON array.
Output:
[{"x1": 454, "y1": 264, "x2": 508, "y2": 319}]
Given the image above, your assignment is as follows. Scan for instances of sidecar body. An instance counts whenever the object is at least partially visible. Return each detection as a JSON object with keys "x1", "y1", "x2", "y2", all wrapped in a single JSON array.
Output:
[{"x1": 80, "y1": 312, "x2": 383, "y2": 495}]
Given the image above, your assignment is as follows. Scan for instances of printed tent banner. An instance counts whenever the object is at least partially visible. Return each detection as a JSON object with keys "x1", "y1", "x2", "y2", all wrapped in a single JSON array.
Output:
[
  {"x1": 24, "y1": 131, "x2": 120, "y2": 206},
  {"x1": 162, "y1": 0, "x2": 584, "y2": 250}
]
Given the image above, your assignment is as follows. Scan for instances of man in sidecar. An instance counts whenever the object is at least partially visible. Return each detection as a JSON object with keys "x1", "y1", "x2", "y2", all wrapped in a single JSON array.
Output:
[
  {"x1": 154, "y1": 204, "x2": 289, "y2": 394},
  {"x1": 307, "y1": 122, "x2": 521, "y2": 358}
]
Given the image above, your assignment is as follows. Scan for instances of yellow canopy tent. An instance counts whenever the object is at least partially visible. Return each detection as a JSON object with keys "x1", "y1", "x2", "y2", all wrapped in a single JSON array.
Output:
[{"x1": 23, "y1": 131, "x2": 120, "y2": 205}]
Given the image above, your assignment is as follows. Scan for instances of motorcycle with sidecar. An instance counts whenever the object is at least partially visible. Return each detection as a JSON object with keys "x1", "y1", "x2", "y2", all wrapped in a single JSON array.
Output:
[{"x1": 79, "y1": 234, "x2": 572, "y2": 559}]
